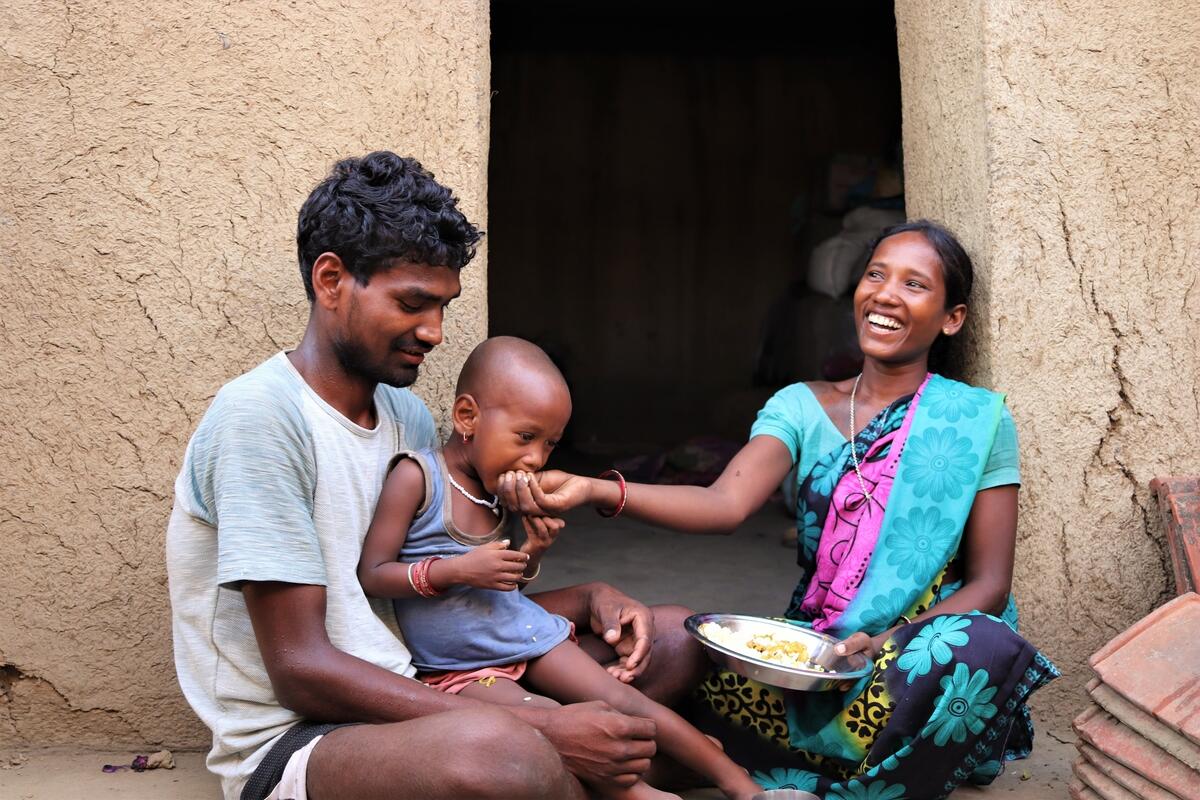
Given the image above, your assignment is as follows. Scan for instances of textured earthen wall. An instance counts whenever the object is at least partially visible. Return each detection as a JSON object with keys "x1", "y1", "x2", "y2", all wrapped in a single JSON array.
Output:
[
  {"x1": 0, "y1": 0, "x2": 490, "y2": 746},
  {"x1": 897, "y1": 0, "x2": 1200, "y2": 718}
]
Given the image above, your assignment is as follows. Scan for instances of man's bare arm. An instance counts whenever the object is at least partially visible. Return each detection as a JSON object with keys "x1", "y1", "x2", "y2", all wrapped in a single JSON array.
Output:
[{"x1": 242, "y1": 580, "x2": 658, "y2": 789}]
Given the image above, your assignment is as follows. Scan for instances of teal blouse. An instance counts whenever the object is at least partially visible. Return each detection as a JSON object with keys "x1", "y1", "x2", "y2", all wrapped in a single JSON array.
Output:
[{"x1": 751, "y1": 382, "x2": 1020, "y2": 491}]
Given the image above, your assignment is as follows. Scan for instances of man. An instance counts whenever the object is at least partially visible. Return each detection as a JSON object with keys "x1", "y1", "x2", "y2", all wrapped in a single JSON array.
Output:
[{"x1": 166, "y1": 152, "x2": 706, "y2": 800}]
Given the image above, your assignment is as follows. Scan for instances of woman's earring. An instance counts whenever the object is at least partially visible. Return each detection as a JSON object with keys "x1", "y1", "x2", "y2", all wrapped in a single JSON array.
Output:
[{"x1": 462, "y1": 432, "x2": 471, "y2": 444}]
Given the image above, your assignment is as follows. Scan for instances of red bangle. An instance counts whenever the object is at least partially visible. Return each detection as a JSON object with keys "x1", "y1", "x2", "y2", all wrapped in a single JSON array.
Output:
[
  {"x1": 597, "y1": 469, "x2": 627, "y2": 518},
  {"x1": 415, "y1": 556, "x2": 444, "y2": 598}
]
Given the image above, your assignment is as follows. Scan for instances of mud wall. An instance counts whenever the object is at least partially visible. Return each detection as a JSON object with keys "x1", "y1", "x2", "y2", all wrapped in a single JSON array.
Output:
[
  {"x1": 896, "y1": 0, "x2": 1200, "y2": 718},
  {"x1": 0, "y1": 0, "x2": 490, "y2": 746}
]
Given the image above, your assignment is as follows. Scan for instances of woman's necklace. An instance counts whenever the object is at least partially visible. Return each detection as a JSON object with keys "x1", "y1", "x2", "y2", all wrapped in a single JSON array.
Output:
[
  {"x1": 446, "y1": 471, "x2": 500, "y2": 511},
  {"x1": 848, "y1": 374, "x2": 876, "y2": 505}
]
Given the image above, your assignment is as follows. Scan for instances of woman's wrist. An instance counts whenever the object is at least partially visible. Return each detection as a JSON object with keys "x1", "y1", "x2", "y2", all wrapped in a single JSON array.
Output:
[
  {"x1": 869, "y1": 634, "x2": 886, "y2": 658},
  {"x1": 591, "y1": 475, "x2": 625, "y2": 514}
]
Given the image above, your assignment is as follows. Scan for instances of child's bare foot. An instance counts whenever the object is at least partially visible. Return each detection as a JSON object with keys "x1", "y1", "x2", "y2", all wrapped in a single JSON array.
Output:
[
  {"x1": 600, "y1": 780, "x2": 682, "y2": 800},
  {"x1": 720, "y1": 772, "x2": 764, "y2": 800}
]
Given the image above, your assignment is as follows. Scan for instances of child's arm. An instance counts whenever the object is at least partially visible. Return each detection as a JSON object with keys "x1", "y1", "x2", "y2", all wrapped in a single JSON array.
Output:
[
  {"x1": 515, "y1": 514, "x2": 565, "y2": 587},
  {"x1": 358, "y1": 458, "x2": 534, "y2": 598},
  {"x1": 357, "y1": 458, "x2": 427, "y2": 598}
]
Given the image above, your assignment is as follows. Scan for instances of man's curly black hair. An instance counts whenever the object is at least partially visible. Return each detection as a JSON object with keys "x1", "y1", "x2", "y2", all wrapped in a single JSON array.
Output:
[{"x1": 296, "y1": 151, "x2": 483, "y2": 301}]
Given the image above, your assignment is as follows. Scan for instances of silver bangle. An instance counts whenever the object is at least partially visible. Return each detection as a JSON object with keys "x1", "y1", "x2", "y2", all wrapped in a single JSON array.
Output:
[
  {"x1": 406, "y1": 562, "x2": 420, "y2": 594},
  {"x1": 518, "y1": 562, "x2": 542, "y2": 583}
]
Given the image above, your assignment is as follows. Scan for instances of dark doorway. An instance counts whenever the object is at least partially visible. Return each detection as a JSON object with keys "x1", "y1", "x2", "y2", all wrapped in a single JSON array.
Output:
[{"x1": 489, "y1": 1, "x2": 902, "y2": 464}]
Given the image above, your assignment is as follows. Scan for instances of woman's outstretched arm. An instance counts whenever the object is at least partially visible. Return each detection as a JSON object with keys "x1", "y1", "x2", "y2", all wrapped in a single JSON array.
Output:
[{"x1": 499, "y1": 435, "x2": 795, "y2": 535}]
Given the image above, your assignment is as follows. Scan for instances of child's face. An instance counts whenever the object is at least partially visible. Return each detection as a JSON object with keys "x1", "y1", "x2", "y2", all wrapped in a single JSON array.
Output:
[{"x1": 469, "y1": 386, "x2": 571, "y2": 493}]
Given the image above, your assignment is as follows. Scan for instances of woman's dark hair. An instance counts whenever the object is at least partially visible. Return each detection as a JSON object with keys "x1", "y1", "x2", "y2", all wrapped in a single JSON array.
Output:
[
  {"x1": 867, "y1": 219, "x2": 975, "y2": 374},
  {"x1": 296, "y1": 151, "x2": 483, "y2": 301},
  {"x1": 868, "y1": 219, "x2": 974, "y2": 309}
]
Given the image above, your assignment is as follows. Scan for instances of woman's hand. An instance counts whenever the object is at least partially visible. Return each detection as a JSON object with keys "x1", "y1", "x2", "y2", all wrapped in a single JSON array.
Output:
[
  {"x1": 438, "y1": 540, "x2": 529, "y2": 591},
  {"x1": 498, "y1": 469, "x2": 597, "y2": 516},
  {"x1": 834, "y1": 631, "x2": 886, "y2": 662},
  {"x1": 830, "y1": 631, "x2": 885, "y2": 691}
]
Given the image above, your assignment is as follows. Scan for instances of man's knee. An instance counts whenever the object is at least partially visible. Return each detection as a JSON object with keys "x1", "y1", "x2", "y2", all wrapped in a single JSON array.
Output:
[
  {"x1": 652, "y1": 605, "x2": 707, "y2": 664},
  {"x1": 443, "y1": 707, "x2": 572, "y2": 800},
  {"x1": 652, "y1": 604, "x2": 697, "y2": 645},
  {"x1": 636, "y1": 604, "x2": 707, "y2": 705}
]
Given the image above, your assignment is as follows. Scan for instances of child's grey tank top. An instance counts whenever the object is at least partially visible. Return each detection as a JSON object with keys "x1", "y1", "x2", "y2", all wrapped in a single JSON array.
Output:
[{"x1": 393, "y1": 448, "x2": 572, "y2": 672}]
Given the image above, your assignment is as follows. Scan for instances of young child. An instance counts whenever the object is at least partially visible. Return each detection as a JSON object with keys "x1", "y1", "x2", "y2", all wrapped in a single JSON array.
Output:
[{"x1": 358, "y1": 336, "x2": 761, "y2": 800}]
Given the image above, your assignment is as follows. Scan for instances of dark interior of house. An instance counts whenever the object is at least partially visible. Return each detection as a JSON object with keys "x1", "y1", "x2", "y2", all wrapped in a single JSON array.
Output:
[{"x1": 489, "y1": 0, "x2": 903, "y2": 476}]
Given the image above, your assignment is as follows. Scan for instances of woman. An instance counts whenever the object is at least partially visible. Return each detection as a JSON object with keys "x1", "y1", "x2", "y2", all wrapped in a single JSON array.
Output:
[{"x1": 500, "y1": 220, "x2": 1059, "y2": 799}]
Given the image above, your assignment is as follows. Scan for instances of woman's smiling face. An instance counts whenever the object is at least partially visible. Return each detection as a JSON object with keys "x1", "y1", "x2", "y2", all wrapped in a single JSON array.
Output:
[{"x1": 853, "y1": 230, "x2": 967, "y2": 367}]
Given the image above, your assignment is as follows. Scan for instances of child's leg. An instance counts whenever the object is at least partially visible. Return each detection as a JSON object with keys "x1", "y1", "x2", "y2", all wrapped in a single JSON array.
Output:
[
  {"x1": 457, "y1": 677, "x2": 559, "y2": 708},
  {"x1": 526, "y1": 643, "x2": 762, "y2": 800}
]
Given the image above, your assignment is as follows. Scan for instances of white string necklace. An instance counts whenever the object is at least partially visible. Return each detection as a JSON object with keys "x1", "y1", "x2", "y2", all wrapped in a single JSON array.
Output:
[
  {"x1": 446, "y1": 470, "x2": 500, "y2": 511},
  {"x1": 848, "y1": 374, "x2": 876, "y2": 505}
]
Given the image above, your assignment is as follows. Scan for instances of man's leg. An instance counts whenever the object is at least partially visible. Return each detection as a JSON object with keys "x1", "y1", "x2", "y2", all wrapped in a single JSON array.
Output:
[
  {"x1": 577, "y1": 604, "x2": 708, "y2": 707},
  {"x1": 305, "y1": 706, "x2": 584, "y2": 800}
]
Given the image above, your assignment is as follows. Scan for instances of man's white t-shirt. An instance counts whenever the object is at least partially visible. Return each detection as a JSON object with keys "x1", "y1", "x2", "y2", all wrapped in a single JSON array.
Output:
[{"x1": 166, "y1": 353, "x2": 437, "y2": 800}]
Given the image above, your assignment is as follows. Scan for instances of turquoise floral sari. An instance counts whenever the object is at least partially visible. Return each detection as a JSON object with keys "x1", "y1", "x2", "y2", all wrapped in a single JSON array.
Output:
[{"x1": 692, "y1": 376, "x2": 1059, "y2": 799}]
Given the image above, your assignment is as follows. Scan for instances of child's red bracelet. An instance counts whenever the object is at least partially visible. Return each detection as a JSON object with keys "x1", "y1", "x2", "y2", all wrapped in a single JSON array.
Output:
[
  {"x1": 415, "y1": 555, "x2": 444, "y2": 597},
  {"x1": 596, "y1": 469, "x2": 627, "y2": 518}
]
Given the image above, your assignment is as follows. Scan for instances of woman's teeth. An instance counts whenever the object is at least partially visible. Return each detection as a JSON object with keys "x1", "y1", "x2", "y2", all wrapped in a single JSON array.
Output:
[{"x1": 867, "y1": 313, "x2": 902, "y2": 330}]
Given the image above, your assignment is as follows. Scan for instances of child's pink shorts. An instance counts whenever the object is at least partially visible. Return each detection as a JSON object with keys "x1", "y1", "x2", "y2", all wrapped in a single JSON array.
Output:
[{"x1": 420, "y1": 662, "x2": 528, "y2": 694}]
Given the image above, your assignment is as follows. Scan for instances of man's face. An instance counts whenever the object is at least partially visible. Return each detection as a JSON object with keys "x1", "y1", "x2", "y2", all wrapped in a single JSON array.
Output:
[{"x1": 331, "y1": 261, "x2": 462, "y2": 388}]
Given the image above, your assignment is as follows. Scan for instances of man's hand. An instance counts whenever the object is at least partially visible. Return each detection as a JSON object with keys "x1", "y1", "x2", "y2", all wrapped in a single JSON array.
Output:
[
  {"x1": 587, "y1": 583, "x2": 654, "y2": 683},
  {"x1": 440, "y1": 540, "x2": 529, "y2": 591},
  {"x1": 533, "y1": 701, "x2": 657, "y2": 790}
]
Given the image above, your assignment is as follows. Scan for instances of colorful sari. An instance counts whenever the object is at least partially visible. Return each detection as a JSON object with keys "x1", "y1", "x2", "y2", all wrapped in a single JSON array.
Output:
[{"x1": 692, "y1": 375, "x2": 1059, "y2": 799}]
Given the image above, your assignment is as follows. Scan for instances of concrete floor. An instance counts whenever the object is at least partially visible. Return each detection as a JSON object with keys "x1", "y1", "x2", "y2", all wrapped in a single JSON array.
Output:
[{"x1": 0, "y1": 499, "x2": 1074, "y2": 799}]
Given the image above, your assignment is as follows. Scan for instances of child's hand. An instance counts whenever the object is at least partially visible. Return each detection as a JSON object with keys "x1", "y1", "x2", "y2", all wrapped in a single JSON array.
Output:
[
  {"x1": 519, "y1": 514, "x2": 565, "y2": 561},
  {"x1": 445, "y1": 540, "x2": 530, "y2": 591}
]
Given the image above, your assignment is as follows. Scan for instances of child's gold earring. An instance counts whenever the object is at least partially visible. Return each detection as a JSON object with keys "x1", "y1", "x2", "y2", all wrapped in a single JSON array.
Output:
[{"x1": 462, "y1": 432, "x2": 471, "y2": 444}]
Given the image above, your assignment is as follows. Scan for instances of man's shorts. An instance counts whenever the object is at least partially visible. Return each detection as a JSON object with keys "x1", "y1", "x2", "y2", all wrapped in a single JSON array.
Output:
[{"x1": 241, "y1": 722, "x2": 359, "y2": 800}]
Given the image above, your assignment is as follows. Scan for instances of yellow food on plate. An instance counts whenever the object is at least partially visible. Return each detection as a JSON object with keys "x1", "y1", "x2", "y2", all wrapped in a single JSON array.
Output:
[{"x1": 698, "y1": 621, "x2": 827, "y2": 672}]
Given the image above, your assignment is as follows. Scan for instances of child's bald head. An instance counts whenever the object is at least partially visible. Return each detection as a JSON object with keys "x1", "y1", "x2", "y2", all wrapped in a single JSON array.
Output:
[
  {"x1": 456, "y1": 336, "x2": 570, "y2": 410},
  {"x1": 451, "y1": 337, "x2": 571, "y2": 485}
]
